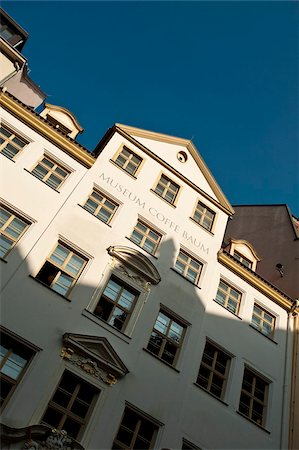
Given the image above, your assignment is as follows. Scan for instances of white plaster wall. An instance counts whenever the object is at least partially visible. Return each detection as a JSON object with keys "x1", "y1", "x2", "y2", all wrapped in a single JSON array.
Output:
[{"x1": 0, "y1": 119, "x2": 292, "y2": 450}]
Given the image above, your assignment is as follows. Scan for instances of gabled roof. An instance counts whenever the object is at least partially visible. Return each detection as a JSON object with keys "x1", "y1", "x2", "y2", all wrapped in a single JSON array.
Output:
[
  {"x1": 224, "y1": 204, "x2": 299, "y2": 299},
  {"x1": 93, "y1": 123, "x2": 234, "y2": 215}
]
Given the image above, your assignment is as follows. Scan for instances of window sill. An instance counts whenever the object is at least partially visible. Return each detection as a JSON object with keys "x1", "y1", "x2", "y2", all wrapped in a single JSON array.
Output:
[
  {"x1": 109, "y1": 159, "x2": 138, "y2": 180},
  {"x1": 24, "y1": 169, "x2": 60, "y2": 193},
  {"x1": 213, "y1": 299, "x2": 242, "y2": 320},
  {"x1": 0, "y1": 153, "x2": 16, "y2": 162},
  {"x1": 193, "y1": 383, "x2": 228, "y2": 406},
  {"x1": 236, "y1": 411, "x2": 270, "y2": 434},
  {"x1": 0, "y1": 257, "x2": 8, "y2": 263},
  {"x1": 125, "y1": 236, "x2": 158, "y2": 259},
  {"x1": 249, "y1": 324, "x2": 277, "y2": 344},
  {"x1": 78, "y1": 204, "x2": 112, "y2": 227},
  {"x1": 149, "y1": 189, "x2": 177, "y2": 208},
  {"x1": 189, "y1": 217, "x2": 214, "y2": 236},
  {"x1": 29, "y1": 275, "x2": 71, "y2": 302},
  {"x1": 170, "y1": 268, "x2": 201, "y2": 289},
  {"x1": 82, "y1": 310, "x2": 131, "y2": 344},
  {"x1": 143, "y1": 348, "x2": 180, "y2": 373}
]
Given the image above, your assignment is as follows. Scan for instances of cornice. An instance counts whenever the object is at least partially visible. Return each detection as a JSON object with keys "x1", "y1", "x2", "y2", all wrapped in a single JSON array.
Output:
[
  {"x1": 44, "y1": 102, "x2": 84, "y2": 132},
  {"x1": 218, "y1": 250, "x2": 293, "y2": 311},
  {"x1": 0, "y1": 90, "x2": 95, "y2": 168},
  {"x1": 115, "y1": 125, "x2": 234, "y2": 216}
]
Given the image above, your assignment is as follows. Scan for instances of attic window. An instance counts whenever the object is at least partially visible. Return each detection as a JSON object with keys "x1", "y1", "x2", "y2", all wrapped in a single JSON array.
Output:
[
  {"x1": 233, "y1": 251, "x2": 252, "y2": 269},
  {"x1": 46, "y1": 116, "x2": 72, "y2": 136},
  {"x1": 227, "y1": 239, "x2": 260, "y2": 272},
  {"x1": 177, "y1": 151, "x2": 188, "y2": 163}
]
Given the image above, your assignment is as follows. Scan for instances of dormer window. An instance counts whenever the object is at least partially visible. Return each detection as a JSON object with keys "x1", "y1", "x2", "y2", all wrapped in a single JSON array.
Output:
[
  {"x1": 233, "y1": 251, "x2": 252, "y2": 269},
  {"x1": 226, "y1": 239, "x2": 260, "y2": 272}
]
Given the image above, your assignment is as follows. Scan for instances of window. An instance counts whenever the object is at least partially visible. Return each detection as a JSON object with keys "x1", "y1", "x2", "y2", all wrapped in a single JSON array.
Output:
[
  {"x1": 174, "y1": 249, "x2": 203, "y2": 284},
  {"x1": 35, "y1": 243, "x2": 87, "y2": 297},
  {"x1": 251, "y1": 304, "x2": 275, "y2": 338},
  {"x1": 31, "y1": 156, "x2": 70, "y2": 190},
  {"x1": 215, "y1": 280, "x2": 242, "y2": 315},
  {"x1": 0, "y1": 125, "x2": 28, "y2": 160},
  {"x1": 93, "y1": 277, "x2": 139, "y2": 332},
  {"x1": 239, "y1": 367, "x2": 269, "y2": 426},
  {"x1": 192, "y1": 201, "x2": 215, "y2": 232},
  {"x1": 0, "y1": 331, "x2": 35, "y2": 408},
  {"x1": 0, "y1": 24, "x2": 15, "y2": 41},
  {"x1": 182, "y1": 439, "x2": 201, "y2": 450},
  {"x1": 41, "y1": 370, "x2": 99, "y2": 441},
  {"x1": 83, "y1": 190, "x2": 118, "y2": 224},
  {"x1": 233, "y1": 251, "x2": 252, "y2": 269},
  {"x1": 196, "y1": 341, "x2": 231, "y2": 400},
  {"x1": 130, "y1": 220, "x2": 162, "y2": 255},
  {"x1": 114, "y1": 147, "x2": 143, "y2": 176},
  {"x1": 146, "y1": 310, "x2": 186, "y2": 367},
  {"x1": 113, "y1": 405, "x2": 159, "y2": 449},
  {"x1": 154, "y1": 174, "x2": 180, "y2": 205},
  {"x1": 0, "y1": 206, "x2": 30, "y2": 258}
]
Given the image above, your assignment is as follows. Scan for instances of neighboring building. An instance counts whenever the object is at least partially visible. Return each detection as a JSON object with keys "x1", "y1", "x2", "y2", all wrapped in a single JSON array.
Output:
[
  {"x1": 0, "y1": 8, "x2": 298, "y2": 450},
  {"x1": 0, "y1": 7, "x2": 45, "y2": 109},
  {"x1": 223, "y1": 204, "x2": 299, "y2": 449}
]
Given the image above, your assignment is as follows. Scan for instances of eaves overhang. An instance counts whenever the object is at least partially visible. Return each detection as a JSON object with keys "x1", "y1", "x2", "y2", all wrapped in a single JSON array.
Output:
[
  {"x1": 0, "y1": 89, "x2": 95, "y2": 168},
  {"x1": 218, "y1": 250, "x2": 294, "y2": 312}
]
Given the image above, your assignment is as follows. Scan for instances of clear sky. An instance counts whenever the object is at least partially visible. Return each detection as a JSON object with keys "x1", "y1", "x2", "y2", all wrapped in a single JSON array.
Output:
[{"x1": 3, "y1": 2, "x2": 299, "y2": 214}]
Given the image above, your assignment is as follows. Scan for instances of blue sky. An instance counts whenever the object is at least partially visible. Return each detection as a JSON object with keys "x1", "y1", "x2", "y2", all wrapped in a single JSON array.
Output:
[{"x1": 3, "y1": 2, "x2": 299, "y2": 214}]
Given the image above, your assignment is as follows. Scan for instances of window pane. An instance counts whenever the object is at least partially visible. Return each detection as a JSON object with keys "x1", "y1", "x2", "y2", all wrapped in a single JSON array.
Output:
[
  {"x1": 32, "y1": 164, "x2": 48, "y2": 179},
  {"x1": 0, "y1": 235, "x2": 13, "y2": 257},
  {"x1": 2, "y1": 143, "x2": 19, "y2": 159},
  {"x1": 50, "y1": 245, "x2": 69, "y2": 266},
  {"x1": 5, "y1": 217, "x2": 27, "y2": 239},
  {"x1": 66, "y1": 254, "x2": 85, "y2": 276},
  {"x1": 0, "y1": 208, "x2": 11, "y2": 227},
  {"x1": 52, "y1": 273, "x2": 73, "y2": 295},
  {"x1": 46, "y1": 174, "x2": 62, "y2": 189}
]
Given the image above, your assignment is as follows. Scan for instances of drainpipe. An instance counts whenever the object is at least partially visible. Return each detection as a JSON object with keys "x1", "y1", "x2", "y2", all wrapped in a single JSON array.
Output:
[
  {"x1": 289, "y1": 306, "x2": 299, "y2": 449},
  {"x1": 280, "y1": 300, "x2": 298, "y2": 449}
]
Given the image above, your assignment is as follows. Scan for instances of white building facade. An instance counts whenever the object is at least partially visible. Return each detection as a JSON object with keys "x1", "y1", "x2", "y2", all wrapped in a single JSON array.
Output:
[
  {"x1": 0, "y1": 93, "x2": 296, "y2": 450},
  {"x1": 0, "y1": 8, "x2": 297, "y2": 450}
]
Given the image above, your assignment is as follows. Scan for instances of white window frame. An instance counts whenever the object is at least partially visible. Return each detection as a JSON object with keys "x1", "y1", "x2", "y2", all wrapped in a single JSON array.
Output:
[
  {"x1": 30, "y1": 155, "x2": 71, "y2": 190},
  {"x1": 86, "y1": 264, "x2": 150, "y2": 337},
  {"x1": 0, "y1": 203, "x2": 33, "y2": 258}
]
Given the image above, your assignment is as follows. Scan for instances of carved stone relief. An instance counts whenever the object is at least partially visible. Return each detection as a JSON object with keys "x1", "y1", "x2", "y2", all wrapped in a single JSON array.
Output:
[
  {"x1": 60, "y1": 349, "x2": 117, "y2": 386},
  {"x1": 110, "y1": 258, "x2": 151, "y2": 291}
]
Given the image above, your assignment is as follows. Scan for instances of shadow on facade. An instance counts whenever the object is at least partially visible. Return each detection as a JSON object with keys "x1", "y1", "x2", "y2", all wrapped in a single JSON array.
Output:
[{"x1": 0, "y1": 236, "x2": 296, "y2": 450}]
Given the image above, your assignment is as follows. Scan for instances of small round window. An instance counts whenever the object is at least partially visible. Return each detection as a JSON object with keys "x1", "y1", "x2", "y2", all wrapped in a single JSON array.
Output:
[{"x1": 177, "y1": 151, "x2": 188, "y2": 163}]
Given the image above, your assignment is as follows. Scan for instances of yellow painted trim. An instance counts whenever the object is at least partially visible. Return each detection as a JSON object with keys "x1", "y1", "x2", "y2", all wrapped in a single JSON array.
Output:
[
  {"x1": 289, "y1": 314, "x2": 299, "y2": 449},
  {"x1": 218, "y1": 250, "x2": 293, "y2": 311},
  {"x1": 43, "y1": 103, "x2": 84, "y2": 132},
  {"x1": 229, "y1": 238, "x2": 261, "y2": 261},
  {"x1": 0, "y1": 91, "x2": 95, "y2": 168},
  {"x1": 116, "y1": 123, "x2": 234, "y2": 215}
]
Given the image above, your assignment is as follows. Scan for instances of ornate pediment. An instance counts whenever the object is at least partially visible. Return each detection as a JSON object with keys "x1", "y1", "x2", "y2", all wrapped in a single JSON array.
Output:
[
  {"x1": 107, "y1": 246, "x2": 161, "y2": 285},
  {"x1": 0, "y1": 425, "x2": 84, "y2": 450},
  {"x1": 61, "y1": 333, "x2": 129, "y2": 385}
]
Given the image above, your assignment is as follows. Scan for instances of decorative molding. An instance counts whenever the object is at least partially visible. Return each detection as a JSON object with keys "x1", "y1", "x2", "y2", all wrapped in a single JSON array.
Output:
[
  {"x1": 110, "y1": 258, "x2": 151, "y2": 291},
  {"x1": 114, "y1": 124, "x2": 234, "y2": 215},
  {"x1": 0, "y1": 90, "x2": 94, "y2": 168},
  {"x1": 229, "y1": 238, "x2": 261, "y2": 261},
  {"x1": 107, "y1": 245, "x2": 161, "y2": 285},
  {"x1": 61, "y1": 350, "x2": 117, "y2": 386},
  {"x1": 0, "y1": 424, "x2": 84, "y2": 450},
  {"x1": 61, "y1": 333, "x2": 129, "y2": 380},
  {"x1": 23, "y1": 429, "x2": 72, "y2": 450},
  {"x1": 218, "y1": 250, "x2": 293, "y2": 311}
]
